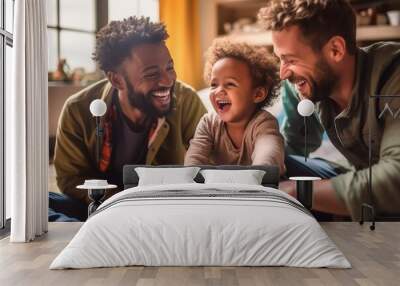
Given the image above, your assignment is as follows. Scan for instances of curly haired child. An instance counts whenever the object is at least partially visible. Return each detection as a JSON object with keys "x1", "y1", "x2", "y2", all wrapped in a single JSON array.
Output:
[{"x1": 185, "y1": 40, "x2": 285, "y2": 174}]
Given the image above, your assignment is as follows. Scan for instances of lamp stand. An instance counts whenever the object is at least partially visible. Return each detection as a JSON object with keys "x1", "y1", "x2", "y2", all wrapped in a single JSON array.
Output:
[
  {"x1": 304, "y1": 116, "x2": 307, "y2": 162},
  {"x1": 90, "y1": 116, "x2": 105, "y2": 216},
  {"x1": 95, "y1": 116, "x2": 103, "y2": 165},
  {"x1": 88, "y1": 189, "x2": 106, "y2": 216},
  {"x1": 359, "y1": 117, "x2": 376, "y2": 230}
]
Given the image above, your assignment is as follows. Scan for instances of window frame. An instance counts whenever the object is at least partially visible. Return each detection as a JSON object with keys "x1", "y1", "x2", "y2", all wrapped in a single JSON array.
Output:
[
  {"x1": 47, "y1": 0, "x2": 108, "y2": 72},
  {"x1": 0, "y1": 0, "x2": 14, "y2": 233}
]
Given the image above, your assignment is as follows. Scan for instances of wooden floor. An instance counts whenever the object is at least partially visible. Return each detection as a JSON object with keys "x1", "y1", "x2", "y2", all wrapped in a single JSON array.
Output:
[{"x1": 0, "y1": 222, "x2": 399, "y2": 286}]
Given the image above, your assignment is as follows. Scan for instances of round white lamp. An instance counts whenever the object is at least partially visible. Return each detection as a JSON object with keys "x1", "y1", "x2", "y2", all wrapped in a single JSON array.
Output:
[
  {"x1": 78, "y1": 99, "x2": 108, "y2": 216},
  {"x1": 90, "y1": 99, "x2": 107, "y2": 117},
  {"x1": 89, "y1": 99, "x2": 107, "y2": 165},
  {"x1": 297, "y1": 99, "x2": 315, "y2": 117},
  {"x1": 292, "y1": 99, "x2": 317, "y2": 211},
  {"x1": 297, "y1": 99, "x2": 315, "y2": 162}
]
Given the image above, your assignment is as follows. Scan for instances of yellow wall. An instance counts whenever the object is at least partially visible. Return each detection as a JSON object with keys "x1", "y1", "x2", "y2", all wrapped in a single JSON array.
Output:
[{"x1": 160, "y1": 0, "x2": 203, "y2": 90}]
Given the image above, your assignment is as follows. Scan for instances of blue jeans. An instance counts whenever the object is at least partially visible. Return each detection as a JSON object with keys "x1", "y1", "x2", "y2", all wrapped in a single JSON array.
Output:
[
  {"x1": 49, "y1": 192, "x2": 88, "y2": 222},
  {"x1": 284, "y1": 155, "x2": 348, "y2": 179}
]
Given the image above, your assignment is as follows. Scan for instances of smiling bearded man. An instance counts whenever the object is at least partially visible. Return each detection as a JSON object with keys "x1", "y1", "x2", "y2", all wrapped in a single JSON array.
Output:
[
  {"x1": 51, "y1": 16, "x2": 206, "y2": 221},
  {"x1": 259, "y1": 0, "x2": 400, "y2": 220}
]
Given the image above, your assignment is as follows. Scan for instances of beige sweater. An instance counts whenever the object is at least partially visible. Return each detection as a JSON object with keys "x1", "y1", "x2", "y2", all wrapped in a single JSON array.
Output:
[{"x1": 184, "y1": 110, "x2": 285, "y2": 174}]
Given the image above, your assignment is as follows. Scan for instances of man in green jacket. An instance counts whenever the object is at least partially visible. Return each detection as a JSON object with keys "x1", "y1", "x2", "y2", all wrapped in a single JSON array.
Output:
[
  {"x1": 51, "y1": 16, "x2": 206, "y2": 221},
  {"x1": 259, "y1": 0, "x2": 400, "y2": 220}
]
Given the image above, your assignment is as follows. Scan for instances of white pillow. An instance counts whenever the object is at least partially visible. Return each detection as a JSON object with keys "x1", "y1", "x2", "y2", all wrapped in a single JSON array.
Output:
[
  {"x1": 200, "y1": 169, "x2": 266, "y2": 185},
  {"x1": 135, "y1": 167, "x2": 200, "y2": 186}
]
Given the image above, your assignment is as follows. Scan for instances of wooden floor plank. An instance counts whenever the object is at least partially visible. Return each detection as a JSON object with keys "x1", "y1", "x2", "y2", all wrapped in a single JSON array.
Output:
[{"x1": 0, "y1": 222, "x2": 399, "y2": 286}]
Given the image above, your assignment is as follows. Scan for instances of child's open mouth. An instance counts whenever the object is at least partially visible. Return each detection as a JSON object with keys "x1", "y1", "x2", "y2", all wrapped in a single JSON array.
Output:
[{"x1": 216, "y1": 99, "x2": 232, "y2": 112}]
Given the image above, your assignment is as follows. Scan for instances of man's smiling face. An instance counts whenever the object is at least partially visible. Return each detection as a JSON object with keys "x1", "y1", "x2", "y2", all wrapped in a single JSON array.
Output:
[
  {"x1": 121, "y1": 42, "x2": 177, "y2": 117},
  {"x1": 272, "y1": 25, "x2": 338, "y2": 102}
]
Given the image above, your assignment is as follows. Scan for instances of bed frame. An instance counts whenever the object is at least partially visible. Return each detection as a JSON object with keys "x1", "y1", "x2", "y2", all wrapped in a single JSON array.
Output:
[{"x1": 123, "y1": 165, "x2": 280, "y2": 190}]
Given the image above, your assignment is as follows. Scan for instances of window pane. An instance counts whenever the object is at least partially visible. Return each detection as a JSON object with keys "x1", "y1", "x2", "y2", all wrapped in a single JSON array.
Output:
[
  {"x1": 60, "y1": 31, "x2": 95, "y2": 73},
  {"x1": 5, "y1": 44, "x2": 12, "y2": 219},
  {"x1": 46, "y1": 0, "x2": 58, "y2": 27},
  {"x1": 139, "y1": 0, "x2": 159, "y2": 22},
  {"x1": 60, "y1": 0, "x2": 95, "y2": 31},
  {"x1": 47, "y1": 29, "x2": 58, "y2": 72},
  {"x1": 5, "y1": 0, "x2": 14, "y2": 33},
  {"x1": 109, "y1": 0, "x2": 159, "y2": 22}
]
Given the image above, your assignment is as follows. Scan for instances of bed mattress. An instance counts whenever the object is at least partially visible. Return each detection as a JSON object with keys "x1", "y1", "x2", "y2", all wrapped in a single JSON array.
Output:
[{"x1": 50, "y1": 183, "x2": 351, "y2": 269}]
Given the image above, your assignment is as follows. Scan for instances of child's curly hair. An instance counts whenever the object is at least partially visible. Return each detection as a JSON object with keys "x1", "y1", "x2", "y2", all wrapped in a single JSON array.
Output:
[
  {"x1": 204, "y1": 40, "x2": 280, "y2": 108},
  {"x1": 93, "y1": 16, "x2": 168, "y2": 73}
]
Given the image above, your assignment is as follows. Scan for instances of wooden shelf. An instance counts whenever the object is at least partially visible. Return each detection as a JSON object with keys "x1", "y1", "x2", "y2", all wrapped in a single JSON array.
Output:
[
  {"x1": 356, "y1": 25, "x2": 400, "y2": 41},
  {"x1": 217, "y1": 25, "x2": 400, "y2": 46},
  {"x1": 218, "y1": 31, "x2": 272, "y2": 46}
]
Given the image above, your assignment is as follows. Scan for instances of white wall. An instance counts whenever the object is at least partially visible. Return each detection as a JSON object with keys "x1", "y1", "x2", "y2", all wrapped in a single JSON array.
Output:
[{"x1": 108, "y1": 0, "x2": 159, "y2": 22}]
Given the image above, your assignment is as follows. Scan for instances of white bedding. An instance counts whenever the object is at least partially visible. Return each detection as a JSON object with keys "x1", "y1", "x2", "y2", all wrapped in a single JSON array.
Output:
[{"x1": 50, "y1": 183, "x2": 351, "y2": 269}]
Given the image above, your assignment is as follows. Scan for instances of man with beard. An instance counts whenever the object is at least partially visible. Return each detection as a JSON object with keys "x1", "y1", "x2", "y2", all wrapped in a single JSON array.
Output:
[
  {"x1": 51, "y1": 17, "x2": 206, "y2": 221},
  {"x1": 259, "y1": 0, "x2": 400, "y2": 220}
]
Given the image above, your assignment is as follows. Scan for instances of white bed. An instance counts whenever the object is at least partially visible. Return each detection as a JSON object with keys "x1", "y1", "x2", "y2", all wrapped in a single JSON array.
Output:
[{"x1": 50, "y1": 182, "x2": 351, "y2": 269}]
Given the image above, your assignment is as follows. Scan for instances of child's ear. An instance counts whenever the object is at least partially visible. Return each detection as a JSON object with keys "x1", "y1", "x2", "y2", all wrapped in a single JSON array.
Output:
[{"x1": 253, "y1": 87, "x2": 267, "y2": 104}]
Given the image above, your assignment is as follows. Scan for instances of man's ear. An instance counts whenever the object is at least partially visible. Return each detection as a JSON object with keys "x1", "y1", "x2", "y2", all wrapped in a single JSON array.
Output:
[
  {"x1": 324, "y1": 36, "x2": 346, "y2": 63},
  {"x1": 253, "y1": 87, "x2": 267, "y2": 104},
  {"x1": 106, "y1": 71, "x2": 126, "y2": 91}
]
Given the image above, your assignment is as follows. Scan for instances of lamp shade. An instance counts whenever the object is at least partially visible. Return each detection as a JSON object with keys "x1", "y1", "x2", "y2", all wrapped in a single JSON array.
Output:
[
  {"x1": 297, "y1": 99, "x2": 315, "y2": 117},
  {"x1": 90, "y1": 99, "x2": 107, "y2": 117}
]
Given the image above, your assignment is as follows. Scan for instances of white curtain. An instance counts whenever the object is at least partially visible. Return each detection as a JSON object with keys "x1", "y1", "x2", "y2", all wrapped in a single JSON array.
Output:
[{"x1": 7, "y1": 0, "x2": 48, "y2": 242}]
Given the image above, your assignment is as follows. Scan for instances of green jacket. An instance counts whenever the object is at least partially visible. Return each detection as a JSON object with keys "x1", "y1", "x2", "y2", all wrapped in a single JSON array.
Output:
[
  {"x1": 281, "y1": 42, "x2": 400, "y2": 220},
  {"x1": 54, "y1": 79, "x2": 207, "y2": 205}
]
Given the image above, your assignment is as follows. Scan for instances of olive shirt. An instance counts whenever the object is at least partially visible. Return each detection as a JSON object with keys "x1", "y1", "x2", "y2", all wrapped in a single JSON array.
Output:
[
  {"x1": 281, "y1": 42, "x2": 400, "y2": 220},
  {"x1": 54, "y1": 79, "x2": 207, "y2": 205}
]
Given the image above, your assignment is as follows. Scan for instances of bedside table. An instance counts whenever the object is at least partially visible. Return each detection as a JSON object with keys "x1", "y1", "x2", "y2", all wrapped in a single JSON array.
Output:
[
  {"x1": 77, "y1": 180, "x2": 117, "y2": 216},
  {"x1": 289, "y1": 176, "x2": 321, "y2": 210}
]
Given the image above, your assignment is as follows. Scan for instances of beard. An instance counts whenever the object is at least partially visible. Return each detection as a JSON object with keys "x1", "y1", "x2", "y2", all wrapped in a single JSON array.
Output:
[
  {"x1": 125, "y1": 79, "x2": 175, "y2": 118},
  {"x1": 311, "y1": 58, "x2": 338, "y2": 102},
  {"x1": 289, "y1": 57, "x2": 338, "y2": 103}
]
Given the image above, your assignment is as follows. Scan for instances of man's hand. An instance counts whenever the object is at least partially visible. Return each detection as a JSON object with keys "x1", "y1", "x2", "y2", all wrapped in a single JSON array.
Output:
[
  {"x1": 279, "y1": 179, "x2": 349, "y2": 215},
  {"x1": 279, "y1": 180, "x2": 296, "y2": 197}
]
